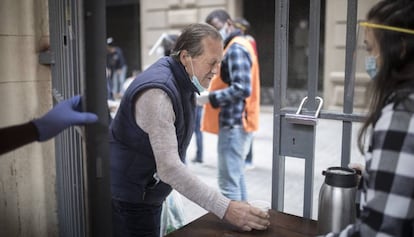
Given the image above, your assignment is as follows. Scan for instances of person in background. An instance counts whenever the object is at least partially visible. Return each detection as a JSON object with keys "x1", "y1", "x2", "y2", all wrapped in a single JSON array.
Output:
[
  {"x1": 191, "y1": 104, "x2": 204, "y2": 163},
  {"x1": 162, "y1": 34, "x2": 179, "y2": 57},
  {"x1": 107, "y1": 37, "x2": 127, "y2": 100},
  {"x1": 110, "y1": 23, "x2": 269, "y2": 237},
  {"x1": 121, "y1": 69, "x2": 141, "y2": 98},
  {"x1": 108, "y1": 70, "x2": 142, "y2": 119},
  {"x1": 233, "y1": 17, "x2": 258, "y2": 55},
  {"x1": 199, "y1": 10, "x2": 261, "y2": 201},
  {"x1": 320, "y1": 0, "x2": 414, "y2": 236},
  {"x1": 233, "y1": 17, "x2": 259, "y2": 170},
  {"x1": 0, "y1": 95, "x2": 98, "y2": 155}
]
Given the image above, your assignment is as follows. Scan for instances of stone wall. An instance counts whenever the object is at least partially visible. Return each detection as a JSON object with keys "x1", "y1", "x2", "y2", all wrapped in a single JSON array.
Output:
[{"x1": 0, "y1": 0, "x2": 58, "y2": 236}]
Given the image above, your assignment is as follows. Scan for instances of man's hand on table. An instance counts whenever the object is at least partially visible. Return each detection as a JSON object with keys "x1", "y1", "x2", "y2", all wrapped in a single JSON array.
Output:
[{"x1": 223, "y1": 200, "x2": 270, "y2": 231}]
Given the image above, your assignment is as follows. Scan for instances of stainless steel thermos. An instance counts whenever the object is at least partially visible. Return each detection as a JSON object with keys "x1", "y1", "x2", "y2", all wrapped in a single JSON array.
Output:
[{"x1": 317, "y1": 167, "x2": 358, "y2": 234}]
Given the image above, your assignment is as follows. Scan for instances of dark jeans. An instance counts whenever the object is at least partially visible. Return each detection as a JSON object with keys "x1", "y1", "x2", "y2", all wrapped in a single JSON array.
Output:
[
  {"x1": 194, "y1": 105, "x2": 203, "y2": 162},
  {"x1": 107, "y1": 76, "x2": 114, "y2": 100},
  {"x1": 112, "y1": 199, "x2": 162, "y2": 237}
]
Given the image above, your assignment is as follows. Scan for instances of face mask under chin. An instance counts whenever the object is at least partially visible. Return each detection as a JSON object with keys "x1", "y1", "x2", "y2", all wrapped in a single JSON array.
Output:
[
  {"x1": 189, "y1": 58, "x2": 205, "y2": 93},
  {"x1": 191, "y1": 76, "x2": 205, "y2": 93},
  {"x1": 219, "y1": 24, "x2": 228, "y2": 40}
]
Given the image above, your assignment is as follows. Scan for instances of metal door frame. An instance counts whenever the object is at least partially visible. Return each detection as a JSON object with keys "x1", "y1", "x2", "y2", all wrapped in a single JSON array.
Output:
[
  {"x1": 272, "y1": 0, "x2": 365, "y2": 218},
  {"x1": 48, "y1": 0, "x2": 112, "y2": 236}
]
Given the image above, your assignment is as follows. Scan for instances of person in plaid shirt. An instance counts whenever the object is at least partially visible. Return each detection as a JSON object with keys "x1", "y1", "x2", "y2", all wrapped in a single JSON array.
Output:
[
  {"x1": 321, "y1": 0, "x2": 414, "y2": 236},
  {"x1": 199, "y1": 10, "x2": 261, "y2": 201}
]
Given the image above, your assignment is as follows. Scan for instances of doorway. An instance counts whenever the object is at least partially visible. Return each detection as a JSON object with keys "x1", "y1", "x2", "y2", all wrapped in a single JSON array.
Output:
[{"x1": 106, "y1": 2, "x2": 141, "y2": 77}]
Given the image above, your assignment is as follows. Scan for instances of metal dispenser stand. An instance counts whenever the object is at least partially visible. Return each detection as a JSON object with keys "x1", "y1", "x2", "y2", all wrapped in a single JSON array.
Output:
[{"x1": 278, "y1": 97, "x2": 323, "y2": 218}]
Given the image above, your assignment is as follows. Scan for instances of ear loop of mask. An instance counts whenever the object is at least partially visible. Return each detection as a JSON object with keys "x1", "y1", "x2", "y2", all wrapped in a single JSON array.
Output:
[
  {"x1": 188, "y1": 56, "x2": 205, "y2": 92},
  {"x1": 219, "y1": 23, "x2": 228, "y2": 40}
]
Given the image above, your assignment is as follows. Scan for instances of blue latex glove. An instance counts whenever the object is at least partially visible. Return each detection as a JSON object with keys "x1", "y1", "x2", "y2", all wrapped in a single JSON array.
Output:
[{"x1": 32, "y1": 95, "x2": 98, "y2": 141}]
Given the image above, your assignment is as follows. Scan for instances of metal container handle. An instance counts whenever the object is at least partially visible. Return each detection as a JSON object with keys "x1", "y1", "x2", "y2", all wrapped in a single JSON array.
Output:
[
  {"x1": 285, "y1": 96, "x2": 324, "y2": 126},
  {"x1": 295, "y1": 96, "x2": 323, "y2": 117}
]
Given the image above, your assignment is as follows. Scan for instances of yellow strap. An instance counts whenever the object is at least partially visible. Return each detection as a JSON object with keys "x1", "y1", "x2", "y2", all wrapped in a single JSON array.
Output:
[{"x1": 360, "y1": 22, "x2": 414, "y2": 35}]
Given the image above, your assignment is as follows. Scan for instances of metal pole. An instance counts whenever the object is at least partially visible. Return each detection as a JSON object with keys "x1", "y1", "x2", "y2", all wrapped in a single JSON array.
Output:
[
  {"x1": 82, "y1": 0, "x2": 112, "y2": 236},
  {"x1": 272, "y1": 0, "x2": 289, "y2": 212},
  {"x1": 341, "y1": 0, "x2": 358, "y2": 167}
]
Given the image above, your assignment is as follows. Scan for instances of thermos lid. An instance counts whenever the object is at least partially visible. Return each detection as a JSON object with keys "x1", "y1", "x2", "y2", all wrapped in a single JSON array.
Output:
[{"x1": 322, "y1": 167, "x2": 358, "y2": 188}]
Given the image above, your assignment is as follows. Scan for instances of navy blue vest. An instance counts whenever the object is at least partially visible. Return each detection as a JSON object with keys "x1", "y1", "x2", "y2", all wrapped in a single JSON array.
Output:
[{"x1": 110, "y1": 56, "x2": 196, "y2": 205}]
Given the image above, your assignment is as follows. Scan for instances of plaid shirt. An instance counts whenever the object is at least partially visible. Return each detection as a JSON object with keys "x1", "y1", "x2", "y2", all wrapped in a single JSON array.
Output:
[
  {"x1": 325, "y1": 93, "x2": 414, "y2": 237},
  {"x1": 209, "y1": 35, "x2": 252, "y2": 128}
]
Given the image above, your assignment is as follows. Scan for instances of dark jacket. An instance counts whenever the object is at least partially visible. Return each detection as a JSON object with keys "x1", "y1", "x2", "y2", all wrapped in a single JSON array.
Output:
[{"x1": 110, "y1": 56, "x2": 196, "y2": 205}]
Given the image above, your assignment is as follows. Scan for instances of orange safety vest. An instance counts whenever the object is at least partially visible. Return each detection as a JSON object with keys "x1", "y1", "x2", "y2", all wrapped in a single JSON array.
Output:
[{"x1": 201, "y1": 36, "x2": 260, "y2": 134}]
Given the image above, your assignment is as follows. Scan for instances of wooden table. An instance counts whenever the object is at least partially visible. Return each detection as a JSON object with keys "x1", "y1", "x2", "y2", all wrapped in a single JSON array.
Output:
[{"x1": 166, "y1": 210, "x2": 318, "y2": 237}]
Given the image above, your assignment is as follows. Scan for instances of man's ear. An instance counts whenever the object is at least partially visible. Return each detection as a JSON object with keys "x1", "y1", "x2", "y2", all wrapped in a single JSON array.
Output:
[{"x1": 179, "y1": 50, "x2": 190, "y2": 66}]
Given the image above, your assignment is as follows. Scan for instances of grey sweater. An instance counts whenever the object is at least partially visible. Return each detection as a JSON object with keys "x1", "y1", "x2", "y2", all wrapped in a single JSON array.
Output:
[{"x1": 134, "y1": 88, "x2": 230, "y2": 219}]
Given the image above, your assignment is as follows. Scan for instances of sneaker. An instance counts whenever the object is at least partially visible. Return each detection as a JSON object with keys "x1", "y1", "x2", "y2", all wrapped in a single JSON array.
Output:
[{"x1": 245, "y1": 163, "x2": 255, "y2": 171}]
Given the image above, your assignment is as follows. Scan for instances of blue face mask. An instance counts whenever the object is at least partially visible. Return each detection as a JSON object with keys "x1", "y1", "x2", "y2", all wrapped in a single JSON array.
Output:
[
  {"x1": 189, "y1": 58, "x2": 205, "y2": 93},
  {"x1": 219, "y1": 24, "x2": 229, "y2": 41},
  {"x1": 365, "y1": 55, "x2": 378, "y2": 79}
]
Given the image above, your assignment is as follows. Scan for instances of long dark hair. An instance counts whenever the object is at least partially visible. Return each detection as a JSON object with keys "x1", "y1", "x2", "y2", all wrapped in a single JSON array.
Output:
[{"x1": 358, "y1": 0, "x2": 414, "y2": 152}]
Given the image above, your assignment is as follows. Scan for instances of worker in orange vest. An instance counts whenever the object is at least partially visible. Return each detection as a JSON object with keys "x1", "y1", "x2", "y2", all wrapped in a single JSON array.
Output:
[{"x1": 198, "y1": 9, "x2": 260, "y2": 201}]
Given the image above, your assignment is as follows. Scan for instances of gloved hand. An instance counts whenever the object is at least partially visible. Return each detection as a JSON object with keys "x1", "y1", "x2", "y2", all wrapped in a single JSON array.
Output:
[
  {"x1": 32, "y1": 95, "x2": 99, "y2": 141},
  {"x1": 196, "y1": 91, "x2": 210, "y2": 106}
]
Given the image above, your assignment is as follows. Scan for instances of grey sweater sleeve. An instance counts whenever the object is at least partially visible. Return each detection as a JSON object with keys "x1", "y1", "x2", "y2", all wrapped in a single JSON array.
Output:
[{"x1": 134, "y1": 88, "x2": 230, "y2": 219}]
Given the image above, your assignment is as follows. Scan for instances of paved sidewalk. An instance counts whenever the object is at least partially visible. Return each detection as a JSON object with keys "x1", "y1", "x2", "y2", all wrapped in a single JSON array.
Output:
[{"x1": 179, "y1": 105, "x2": 364, "y2": 224}]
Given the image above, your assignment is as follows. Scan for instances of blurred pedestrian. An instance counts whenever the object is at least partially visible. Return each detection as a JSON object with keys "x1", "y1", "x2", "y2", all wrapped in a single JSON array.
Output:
[
  {"x1": 107, "y1": 37, "x2": 127, "y2": 100},
  {"x1": 233, "y1": 17, "x2": 258, "y2": 55},
  {"x1": 121, "y1": 69, "x2": 140, "y2": 97},
  {"x1": 200, "y1": 10, "x2": 261, "y2": 201},
  {"x1": 191, "y1": 105, "x2": 204, "y2": 163},
  {"x1": 233, "y1": 17, "x2": 260, "y2": 170},
  {"x1": 162, "y1": 34, "x2": 179, "y2": 57}
]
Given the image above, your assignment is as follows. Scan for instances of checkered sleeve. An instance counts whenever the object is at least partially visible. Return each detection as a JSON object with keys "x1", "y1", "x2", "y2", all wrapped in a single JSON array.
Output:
[
  {"x1": 210, "y1": 43, "x2": 252, "y2": 106},
  {"x1": 209, "y1": 43, "x2": 253, "y2": 127},
  {"x1": 323, "y1": 97, "x2": 414, "y2": 237}
]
